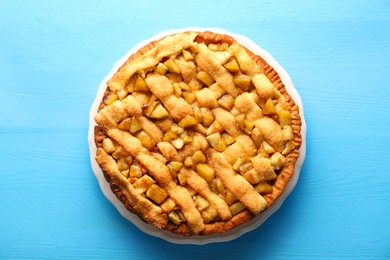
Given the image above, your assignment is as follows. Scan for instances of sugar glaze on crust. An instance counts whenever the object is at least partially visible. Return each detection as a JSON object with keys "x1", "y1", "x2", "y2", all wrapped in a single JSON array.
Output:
[{"x1": 93, "y1": 31, "x2": 302, "y2": 236}]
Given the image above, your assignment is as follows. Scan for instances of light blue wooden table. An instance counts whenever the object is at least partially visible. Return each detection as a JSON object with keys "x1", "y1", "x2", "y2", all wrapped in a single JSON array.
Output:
[{"x1": 1, "y1": 1, "x2": 389, "y2": 259}]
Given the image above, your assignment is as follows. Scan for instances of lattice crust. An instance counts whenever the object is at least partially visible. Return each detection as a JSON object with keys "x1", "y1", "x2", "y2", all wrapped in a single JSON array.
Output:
[{"x1": 94, "y1": 31, "x2": 302, "y2": 236}]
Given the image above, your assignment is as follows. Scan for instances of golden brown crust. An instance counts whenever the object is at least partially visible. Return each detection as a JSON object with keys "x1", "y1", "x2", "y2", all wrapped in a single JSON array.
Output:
[{"x1": 93, "y1": 30, "x2": 302, "y2": 236}]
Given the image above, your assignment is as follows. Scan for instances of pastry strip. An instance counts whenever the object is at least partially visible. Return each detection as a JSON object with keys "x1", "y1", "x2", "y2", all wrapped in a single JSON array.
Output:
[
  {"x1": 108, "y1": 32, "x2": 197, "y2": 91},
  {"x1": 137, "y1": 154, "x2": 204, "y2": 234},
  {"x1": 212, "y1": 108, "x2": 257, "y2": 157},
  {"x1": 254, "y1": 117, "x2": 285, "y2": 152},
  {"x1": 252, "y1": 73, "x2": 278, "y2": 101},
  {"x1": 137, "y1": 116, "x2": 163, "y2": 143},
  {"x1": 208, "y1": 150, "x2": 267, "y2": 214},
  {"x1": 234, "y1": 93, "x2": 263, "y2": 122},
  {"x1": 228, "y1": 42, "x2": 262, "y2": 76},
  {"x1": 177, "y1": 133, "x2": 209, "y2": 161},
  {"x1": 195, "y1": 43, "x2": 241, "y2": 97},
  {"x1": 94, "y1": 100, "x2": 129, "y2": 128},
  {"x1": 180, "y1": 168, "x2": 232, "y2": 221},
  {"x1": 145, "y1": 73, "x2": 194, "y2": 121},
  {"x1": 94, "y1": 95, "x2": 143, "y2": 129},
  {"x1": 96, "y1": 148, "x2": 168, "y2": 228}
]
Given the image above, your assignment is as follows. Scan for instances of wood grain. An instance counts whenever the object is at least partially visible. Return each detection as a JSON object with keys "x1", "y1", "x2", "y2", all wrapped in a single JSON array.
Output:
[{"x1": 1, "y1": 0, "x2": 389, "y2": 258}]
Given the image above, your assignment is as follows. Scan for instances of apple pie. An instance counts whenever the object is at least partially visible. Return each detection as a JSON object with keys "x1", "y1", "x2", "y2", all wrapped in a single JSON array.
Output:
[{"x1": 93, "y1": 30, "x2": 302, "y2": 236}]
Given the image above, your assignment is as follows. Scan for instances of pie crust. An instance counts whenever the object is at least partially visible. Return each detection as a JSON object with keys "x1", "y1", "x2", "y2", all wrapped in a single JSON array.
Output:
[{"x1": 92, "y1": 30, "x2": 303, "y2": 236}]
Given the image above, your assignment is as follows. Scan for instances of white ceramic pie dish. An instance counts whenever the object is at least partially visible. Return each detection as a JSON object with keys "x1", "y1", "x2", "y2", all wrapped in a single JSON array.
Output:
[{"x1": 88, "y1": 27, "x2": 306, "y2": 244}]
